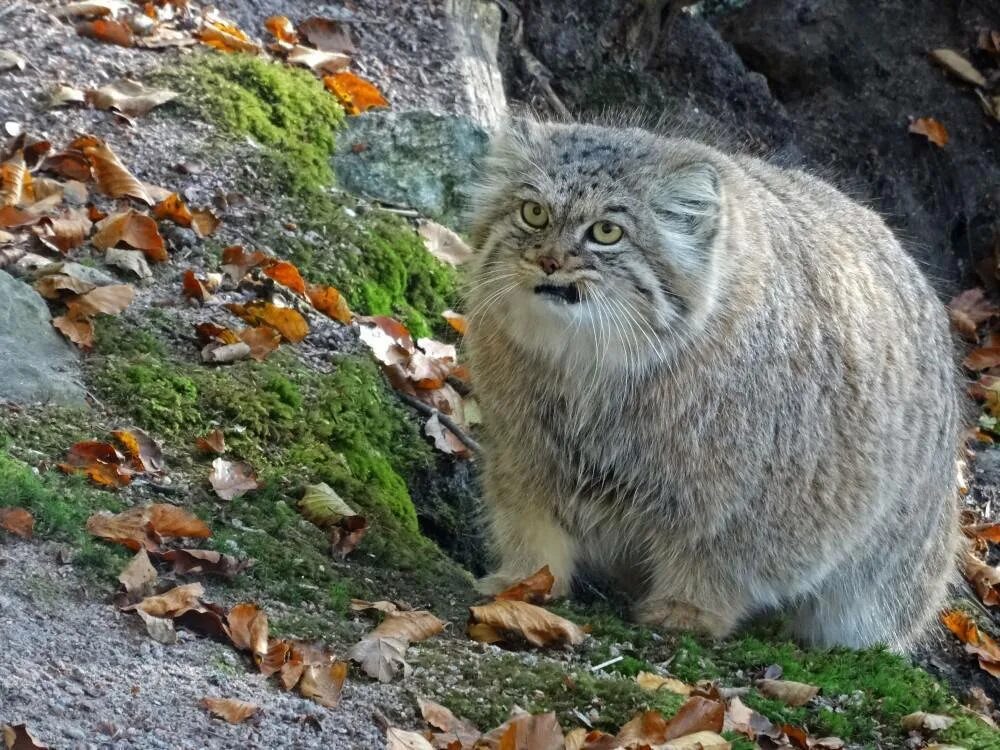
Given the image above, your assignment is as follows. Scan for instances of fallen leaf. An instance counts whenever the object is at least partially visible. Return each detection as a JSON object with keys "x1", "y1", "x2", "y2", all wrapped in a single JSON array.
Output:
[
  {"x1": 661, "y1": 731, "x2": 731, "y2": 749},
  {"x1": 350, "y1": 609, "x2": 446, "y2": 682},
  {"x1": 467, "y1": 600, "x2": 586, "y2": 649},
  {"x1": 226, "y1": 301, "x2": 308, "y2": 343},
  {"x1": 209, "y1": 457, "x2": 259, "y2": 500},
  {"x1": 479, "y1": 712, "x2": 565, "y2": 750},
  {"x1": 225, "y1": 602, "x2": 269, "y2": 657},
  {"x1": 756, "y1": 679, "x2": 819, "y2": 707},
  {"x1": 42, "y1": 151, "x2": 92, "y2": 181},
  {"x1": 190, "y1": 209, "x2": 220, "y2": 237},
  {"x1": 964, "y1": 347, "x2": 1000, "y2": 371},
  {"x1": 0, "y1": 206, "x2": 43, "y2": 229},
  {"x1": 128, "y1": 582, "x2": 205, "y2": 618},
  {"x1": 262, "y1": 259, "x2": 307, "y2": 296},
  {"x1": 87, "y1": 79, "x2": 178, "y2": 116},
  {"x1": 306, "y1": 283, "x2": 353, "y2": 324},
  {"x1": 0, "y1": 507, "x2": 34, "y2": 538},
  {"x1": 52, "y1": 310, "x2": 95, "y2": 349},
  {"x1": 909, "y1": 117, "x2": 948, "y2": 147},
  {"x1": 442, "y1": 309, "x2": 468, "y2": 335},
  {"x1": 34, "y1": 273, "x2": 96, "y2": 299},
  {"x1": 419, "y1": 221, "x2": 473, "y2": 266},
  {"x1": 661, "y1": 697, "x2": 725, "y2": 742},
  {"x1": 112, "y1": 427, "x2": 164, "y2": 474},
  {"x1": 77, "y1": 18, "x2": 134, "y2": 47},
  {"x1": 2, "y1": 723, "x2": 49, "y2": 749},
  {"x1": 323, "y1": 72, "x2": 389, "y2": 115},
  {"x1": 67, "y1": 283, "x2": 136, "y2": 317},
  {"x1": 182, "y1": 269, "x2": 212, "y2": 302},
  {"x1": 60, "y1": 440, "x2": 133, "y2": 487},
  {"x1": 91, "y1": 210, "x2": 166, "y2": 261},
  {"x1": 965, "y1": 522, "x2": 1000, "y2": 543},
  {"x1": 196, "y1": 19, "x2": 259, "y2": 54},
  {"x1": 264, "y1": 15, "x2": 298, "y2": 43},
  {"x1": 636, "y1": 671, "x2": 693, "y2": 696},
  {"x1": 930, "y1": 49, "x2": 987, "y2": 87},
  {"x1": 152, "y1": 193, "x2": 193, "y2": 226},
  {"x1": 71, "y1": 136, "x2": 152, "y2": 204},
  {"x1": 299, "y1": 661, "x2": 348, "y2": 707},
  {"x1": 33, "y1": 208, "x2": 93, "y2": 253},
  {"x1": 237, "y1": 325, "x2": 281, "y2": 361},
  {"x1": 424, "y1": 413, "x2": 468, "y2": 456},
  {"x1": 287, "y1": 45, "x2": 350, "y2": 74},
  {"x1": 195, "y1": 428, "x2": 227, "y2": 454},
  {"x1": 87, "y1": 503, "x2": 210, "y2": 551},
  {"x1": 495, "y1": 566, "x2": 556, "y2": 604},
  {"x1": 220, "y1": 245, "x2": 268, "y2": 282},
  {"x1": 200, "y1": 697, "x2": 258, "y2": 724},
  {"x1": 159, "y1": 549, "x2": 251, "y2": 579},
  {"x1": 964, "y1": 552, "x2": 1000, "y2": 606},
  {"x1": 942, "y1": 610, "x2": 1000, "y2": 676},
  {"x1": 386, "y1": 728, "x2": 435, "y2": 750},
  {"x1": 418, "y1": 697, "x2": 481, "y2": 747},
  {"x1": 358, "y1": 315, "x2": 415, "y2": 365},
  {"x1": 298, "y1": 17, "x2": 355, "y2": 54},
  {"x1": 105, "y1": 247, "x2": 152, "y2": 279},
  {"x1": 1, "y1": 151, "x2": 27, "y2": 207},
  {"x1": 0, "y1": 50, "x2": 26, "y2": 72},
  {"x1": 900, "y1": 712, "x2": 956, "y2": 732},
  {"x1": 118, "y1": 548, "x2": 157, "y2": 600}
]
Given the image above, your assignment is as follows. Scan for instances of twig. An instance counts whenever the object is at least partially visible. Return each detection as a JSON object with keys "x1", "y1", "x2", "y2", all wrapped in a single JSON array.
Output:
[
  {"x1": 397, "y1": 391, "x2": 482, "y2": 455},
  {"x1": 495, "y1": 0, "x2": 571, "y2": 119}
]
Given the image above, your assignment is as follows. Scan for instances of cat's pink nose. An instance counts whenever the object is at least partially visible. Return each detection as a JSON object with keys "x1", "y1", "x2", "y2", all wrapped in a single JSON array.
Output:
[{"x1": 537, "y1": 256, "x2": 562, "y2": 275}]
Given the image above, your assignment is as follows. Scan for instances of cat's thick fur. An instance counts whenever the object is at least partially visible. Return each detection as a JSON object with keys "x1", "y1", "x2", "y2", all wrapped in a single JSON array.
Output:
[{"x1": 465, "y1": 119, "x2": 961, "y2": 650}]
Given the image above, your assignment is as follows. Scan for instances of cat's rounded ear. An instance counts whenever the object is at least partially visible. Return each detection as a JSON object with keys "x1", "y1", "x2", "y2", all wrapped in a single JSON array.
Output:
[{"x1": 650, "y1": 162, "x2": 722, "y2": 258}]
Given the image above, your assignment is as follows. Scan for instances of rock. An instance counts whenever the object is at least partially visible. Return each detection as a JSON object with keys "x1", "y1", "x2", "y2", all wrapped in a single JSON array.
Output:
[
  {"x1": 0, "y1": 270, "x2": 85, "y2": 405},
  {"x1": 333, "y1": 110, "x2": 490, "y2": 227}
]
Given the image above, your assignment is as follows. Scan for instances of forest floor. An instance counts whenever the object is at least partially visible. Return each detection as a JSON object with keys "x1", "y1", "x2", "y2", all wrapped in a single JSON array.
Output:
[{"x1": 2, "y1": 1, "x2": 1000, "y2": 749}]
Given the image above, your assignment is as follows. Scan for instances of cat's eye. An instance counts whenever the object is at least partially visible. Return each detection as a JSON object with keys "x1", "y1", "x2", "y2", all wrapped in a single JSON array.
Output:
[
  {"x1": 590, "y1": 221, "x2": 624, "y2": 245},
  {"x1": 521, "y1": 201, "x2": 549, "y2": 228}
]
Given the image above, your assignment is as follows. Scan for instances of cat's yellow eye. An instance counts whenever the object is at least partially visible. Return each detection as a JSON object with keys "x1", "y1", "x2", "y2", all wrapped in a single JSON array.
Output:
[
  {"x1": 590, "y1": 221, "x2": 624, "y2": 245},
  {"x1": 521, "y1": 201, "x2": 549, "y2": 228}
]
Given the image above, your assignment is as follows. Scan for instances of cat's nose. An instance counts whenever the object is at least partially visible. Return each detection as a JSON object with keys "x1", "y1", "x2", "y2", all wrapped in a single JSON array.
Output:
[{"x1": 537, "y1": 256, "x2": 562, "y2": 275}]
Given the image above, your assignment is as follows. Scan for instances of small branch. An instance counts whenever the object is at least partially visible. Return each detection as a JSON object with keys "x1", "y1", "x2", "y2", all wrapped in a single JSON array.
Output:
[
  {"x1": 397, "y1": 391, "x2": 482, "y2": 456},
  {"x1": 496, "y1": 0, "x2": 571, "y2": 119}
]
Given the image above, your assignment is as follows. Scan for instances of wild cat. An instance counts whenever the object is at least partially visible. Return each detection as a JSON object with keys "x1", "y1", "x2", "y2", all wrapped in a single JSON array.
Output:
[{"x1": 464, "y1": 118, "x2": 961, "y2": 649}]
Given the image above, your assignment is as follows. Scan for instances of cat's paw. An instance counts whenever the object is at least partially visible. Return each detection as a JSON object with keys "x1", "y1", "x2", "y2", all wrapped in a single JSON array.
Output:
[{"x1": 634, "y1": 599, "x2": 735, "y2": 638}]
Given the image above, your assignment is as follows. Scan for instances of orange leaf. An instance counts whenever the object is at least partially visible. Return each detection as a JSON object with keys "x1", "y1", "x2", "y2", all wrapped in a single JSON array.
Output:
[
  {"x1": 259, "y1": 639, "x2": 292, "y2": 677},
  {"x1": 238, "y1": 326, "x2": 281, "y2": 361},
  {"x1": 71, "y1": 136, "x2": 152, "y2": 204},
  {"x1": 221, "y1": 245, "x2": 268, "y2": 282},
  {"x1": 307, "y1": 284, "x2": 353, "y2": 324},
  {"x1": 0, "y1": 507, "x2": 34, "y2": 538},
  {"x1": 77, "y1": 18, "x2": 134, "y2": 47},
  {"x1": 182, "y1": 269, "x2": 211, "y2": 302},
  {"x1": 467, "y1": 600, "x2": 586, "y2": 649},
  {"x1": 194, "y1": 322, "x2": 241, "y2": 346},
  {"x1": 299, "y1": 661, "x2": 348, "y2": 708},
  {"x1": 200, "y1": 697, "x2": 258, "y2": 724},
  {"x1": 53, "y1": 311, "x2": 95, "y2": 349},
  {"x1": 195, "y1": 428, "x2": 227, "y2": 454},
  {"x1": 496, "y1": 566, "x2": 555, "y2": 604},
  {"x1": 909, "y1": 117, "x2": 949, "y2": 147},
  {"x1": 226, "y1": 301, "x2": 308, "y2": 343},
  {"x1": 196, "y1": 20, "x2": 259, "y2": 54},
  {"x1": 67, "y1": 284, "x2": 136, "y2": 317},
  {"x1": 226, "y1": 603, "x2": 269, "y2": 658},
  {"x1": 964, "y1": 347, "x2": 1000, "y2": 371},
  {"x1": 42, "y1": 152, "x2": 92, "y2": 181},
  {"x1": 941, "y1": 610, "x2": 1000, "y2": 677},
  {"x1": 60, "y1": 440, "x2": 132, "y2": 487},
  {"x1": 153, "y1": 192, "x2": 193, "y2": 226},
  {"x1": 190, "y1": 209, "x2": 220, "y2": 237},
  {"x1": 112, "y1": 427, "x2": 165, "y2": 474},
  {"x1": 33, "y1": 208, "x2": 93, "y2": 254},
  {"x1": 264, "y1": 15, "x2": 298, "y2": 43},
  {"x1": 0, "y1": 205, "x2": 43, "y2": 229},
  {"x1": 1, "y1": 150, "x2": 27, "y2": 207},
  {"x1": 262, "y1": 259, "x2": 307, "y2": 296},
  {"x1": 442, "y1": 309, "x2": 468, "y2": 335},
  {"x1": 91, "y1": 210, "x2": 167, "y2": 261},
  {"x1": 86, "y1": 504, "x2": 210, "y2": 551},
  {"x1": 322, "y1": 72, "x2": 388, "y2": 115}
]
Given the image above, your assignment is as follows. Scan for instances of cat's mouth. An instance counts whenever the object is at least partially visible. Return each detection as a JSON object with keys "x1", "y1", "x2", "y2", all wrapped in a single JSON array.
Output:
[{"x1": 534, "y1": 282, "x2": 581, "y2": 305}]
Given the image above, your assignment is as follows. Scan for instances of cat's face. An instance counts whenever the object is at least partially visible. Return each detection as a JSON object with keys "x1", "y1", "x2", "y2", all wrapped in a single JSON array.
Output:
[{"x1": 467, "y1": 121, "x2": 724, "y2": 369}]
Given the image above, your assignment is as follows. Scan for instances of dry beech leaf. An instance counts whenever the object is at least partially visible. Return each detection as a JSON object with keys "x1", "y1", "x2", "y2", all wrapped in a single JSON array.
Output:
[
  {"x1": 221, "y1": 245, "x2": 268, "y2": 281},
  {"x1": 930, "y1": 48, "x2": 987, "y2": 87},
  {"x1": 195, "y1": 428, "x2": 226, "y2": 454},
  {"x1": 60, "y1": 440, "x2": 132, "y2": 487},
  {"x1": 299, "y1": 661, "x2": 348, "y2": 708},
  {"x1": 418, "y1": 221, "x2": 473, "y2": 266},
  {"x1": 0, "y1": 507, "x2": 34, "y2": 538},
  {"x1": 197, "y1": 19, "x2": 260, "y2": 54},
  {"x1": 77, "y1": 18, "x2": 134, "y2": 47},
  {"x1": 965, "y1": 522, "x2": 1000, "y2": 543},
  {"x1": 418, "y1": 698, "x2": 481, "y2": 747},
  {"x1": 287, "y1": 45, "x2": 350, "y2": 74},
  {"x1": 636, "y1": 671, "x2": 692, "y2": 696},
  {"x1": 239, "y1": 326, "x2": 282, "y2": 361},
  {"x1": 385, "y1": 728, "x2": 435, "y2": 750},
  {"x1": 298, "y1": 17, "x2": 355, "y2": 54},
  {"x1": 226, "y1": 602, "x2": 269, "y2": 657},
  {"x1": 159, "y1": 549, "x2": 251, "y2": 579},
  {"x1": 128, "y1": 582, "x2": 205, "y2": 618},
  {"x1": 52, "y1": 310, "x2": 95, "y2": 349},
  {"x1": 191, "y1": 209, "x2": 220, "y2": 237},
  {"x1": 441, "y1": 309, "x2": 468, "y2": 335},
  {"x1": 964, "y1": 347, "x2": 1000, "y2": 371},
  {"x1": 478, "y1": 712, "x2": 564, "y2": 750},
  {"x1": 265, "y1": 15, "x2": 298, "y2": 43},
  {"x1": 323, "y1": 72, "x2": 388, "y2": 115},
  {"x1": 350, "y1": 609, "x2": 446, "y2": 682},
  {"x1": 496, "y1": 566, "x2": 556, "y2": 604},
  {"x1": 153, "y1": 193, "x2": 193, "y2": 226},
  {"x1": 106, "y1": 247, "x2": 152, "y2": 279},
  {"x1": 112, "y1": 427, "x2": 164, "y2": 473},
  {"x1": 226, "y1": 301, "x2": 308, "y2": 343},
  {"x1": 86, "y1": 503, "x2": 210, "y2": 551},
  {"x1": 661, "y1": 697, "x2": 726, "y2": 742},
  {"x1": 909, "y1": 117, "x2": 948, "y2": 147},
  {"x1": 358, "y1": 315, "x2": 414, "y2": 366},
  {"x1": 71, "y1": 136, "x2": 152, "y2": 204},
  {"x1": 299, "y1": 482, "x2": 369, "y2": 557},
  {"x1": 943, "y1": 287, "x2": 992, "y2": 339},
  {"x1": 92, "y1": 210, "x2": 166, "y2": 261},
  {"x1": 424, "y1": 413, "x2": 467, "y2": 456},
  {"x1": 262, "y1": 259, "x2": 307, "y2": 296},
  {"x1": 1, "y1": 151, "x2": 27, "y2": 207},
  {"x1": 118, "y1": 548, "x2": 157, "y2": 600},
  {"x1": 467, "y1": 600, "x2": 586, "y2": 649},
  {"x1": 34, "y1": 208, "x2": 93, "y2": 254},
  {"x1": 2, "y1": 723, "x2": 49, "y2": 749},
  {"x1": 942, "y1": 609, "x2": 1000, "y2": 676},
  {"x1": 42, "y1": 152, "x2": 91, "y2": 182},
  {"x1": 200, "y1": 697, "x2": 258, "y2": 724},
  {"x1": 182, "y1": 269, "x2": 211, "y2": 302},
  {"x1": 964, "y1": 552, "x2": 1000, "y2": 606},
  {"x1": 87, "y1": 80, "x2": 178, "y2": 116},
  {"x1": 756, "y1": 678, "x2": 820, "y2": 707},
  {"x1": 68, "y1": 283, "x2": 135, "y2": 317},
  {"x1": 209, "y1": 457, "x2": 259, "y2": 500},
  {"x1": 0, "y1": 205, "x2": 45, "y2": 229},
  {"x1": 34, "y1": 273, "x2": 96, "y2": 299},
  {"x1": 660, "y1": 731, "x2": 731, "y2": 749},
  {"x1": 900, "y1": 712, "x2": 956, "y2": 732}
]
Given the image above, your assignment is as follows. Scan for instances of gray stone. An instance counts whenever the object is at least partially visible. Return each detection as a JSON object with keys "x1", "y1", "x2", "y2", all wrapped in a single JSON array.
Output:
[
  {"x1": 332, "y1": 110, "x2": 490, "y2": 227},
  {"x1": 0, "y1": 270, "x2": 85, "y2": 405}
]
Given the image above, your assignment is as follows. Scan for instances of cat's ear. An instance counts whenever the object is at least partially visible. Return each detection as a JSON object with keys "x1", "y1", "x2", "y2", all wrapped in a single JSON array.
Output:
[{"x1": 650, "y1": 162, "x2": 722, "y2": 258}]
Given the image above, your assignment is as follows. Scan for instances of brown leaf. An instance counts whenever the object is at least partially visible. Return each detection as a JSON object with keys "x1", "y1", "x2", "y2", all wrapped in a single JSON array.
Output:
[
  {"x1": 756, "y1": 679, "x2": 820, "y2": 707},
  {"x1": 118, "y1": 548, "x2": 157, "y2": 600},
  {"x1": 60, "y1": 440, "x2": 132, "y2": 487},
  {"x1": 52, "y1": 310, "x2": 94, "y2": 349},
  {"x1": 358, "y1": 315, "x2": 414, "y2": 365},
  {"x1": 298, "y1": 16, "x2": 355, "y2": 54},
  {"x1": 1, "y1": 151, "x2": 27, "y2": 207},
  {"x1": 350, "y1": 610, "x2": 446, "y2": 682},
  {"x1": 262, "y1": 259, "x2": 307, "y2": 296},
  {"x1": 34, "y1": 273, "x2": 96, "y2": 299},
  {"x1": 86, "y1": 80, "x2": 178, "y2": 116},
  {"x1": 71, "y1": 136, "x2": 152, "y2": 204},
  {"x1": 0, "y1": 205, "x2": 44, "y2": 229},
  {"x1": 495, "y1": 566, "x2": 556, "y2": 604},
  {"x1": 479, "y1": 712, "x2": 565, "y2": 750},
  {"x1": 442, "y1": 310, "x2": 468, "y2": 335},
  {"x1": 42, "y1": 152, "x2": 92, "y2": 181},
  {"x1": 33, "y1": 208, "x2": 93, "y2": 253},
  {"x1": 964, "y1": 347, "x2": 1000, "y2": 371},
  {"x1": 900, "y1": 712, "x2": 955, "y2": 732},
  {"x1": 238, "y1": 326, "x2": 282, "y2": 361},
  {"x1": 322, "y1": 72, "x2": 389, "y2": 115},
  {"x1": 385, "y1": 728, "x2": 435, "y2": 750},
  {"x1": 225, "y1": 602, "x2": 269, "y2": 658},
  {"x1": 195, "y1": 322, "x2": 241, "y2": 346},
  {"x1": 0, "y1": 507, "x2": 34, "y2": 538},
  {"x1": 200, "y1": 697, "x2": 258, "y2": 724},
  {"x1": 221, "y1": 245, "x2": 268, "y2": 282},
  {"x1": 197, "y1": 19, "x2": 260, "y2": 54},
  {"x1": 636, "y1": 671, "x2": 692, "y2": 696},
  {"x1": 964, "y1": 552, "x2": 1000, "y2": 606},
  {"x1": 226, "y1": 301, "x2": 308, "y2": 343},
  {"x1": 467, "y1": 600, "x2": 586, "y2": 649},
  {"x1": 662, "y1": 696, "x2": 726, "y2": 741},
  {"x1": 86, "y1": 503, "x2": 210, "y2": 551},
  {"x1": 190, "y1": 209, "x2": 220, "y2": 237},
  {"x1": 182, "y1": 269, "x2": 211, "y2": 302},
  {"x1": 112, "y1": 427, "x2": 164, "y2": 473},
  {"x1": 418, "y1": 698, "x2": 481, "y2": 748},
  {"x1": 909, "y1": 117, "x2": 948, "y2": 147},
  {"x1": 159, "y1": 549, "x2": 251, "y2": 579},
  {"x1": 128, "y1": 582, "x2": 205, "y2": 618},
  {"x1": 195, "y1": 428, "x2": 227, "y2": 454},
  {"x1": 153, "y1": 193, "x2": 193, "y2": 226},
  {"x1": 299, "y1": 661, "x2": 348, "y2": 708},
  {"x1": 265, "y1": 15, "x2": 298, "y2": 43},
  {"x1": 67, "y1": 283, "x2": 136, "y2": 317},
  {"x1": 77, "y1": 18, "x2": 134, "y2": 47},
  {"x1": 91, "y1": 211, "x2": 166, "y2": 260},
  {"x1": 209, "y1": 457, "x2": 259, "y2": 500},
  {"x1": 660, "y1": 732, "x2": 731, "y2": 749},
  {"x1": 930, "y1": 48, "x2": 987, "y2": 87},
  {"x1": 259, "y1": 638, "x2": 292, "y2": 677},
  {"x1": 2, "y1": 724, "x2": 49, "y2": 749},
  {"x1": 307, "y1": 283, "x2": 353, "y2": 324},
  {"x1": 942, "y1": 610, "x2": 1000, "y2": 676},
  {"x1": 965, "y1": 522, "x2": 1000, "y2": 543}
]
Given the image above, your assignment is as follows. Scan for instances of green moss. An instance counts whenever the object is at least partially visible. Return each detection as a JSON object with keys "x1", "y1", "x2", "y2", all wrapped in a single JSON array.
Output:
[{"x1": 156, "y1": 53, "x2": 344, "y2": 193}]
